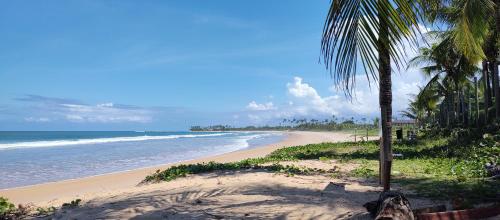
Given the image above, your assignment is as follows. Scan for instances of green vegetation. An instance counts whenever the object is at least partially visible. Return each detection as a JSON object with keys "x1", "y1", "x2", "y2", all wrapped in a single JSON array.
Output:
[
  {"x1": 146, "y1": 126, "x2": 499, "y2": 203},
  {"x1": 0, "y1": 196, "x2": 78, "y2": 219},
  {"x1": 61, "y1": 199, "x2": 81, "y2": 209},
  {"x1": 0, "y1": 197, "x2": 15, "y2": 219},
  {"x1": 35, "y1": 206, "x2": 56, "y2": 216},
  {"x1": 350, "y1": 164, "x2": 376, "y2": 178},
  {"x1": 190, "y1": 117, "x2": 390, "y2": 132},
  {"x1": 0, "y1": 197, "x2": 32, "y2": 220},
  {"x1": 143, "y1": 160, "x2": 323, "y2": 183}
]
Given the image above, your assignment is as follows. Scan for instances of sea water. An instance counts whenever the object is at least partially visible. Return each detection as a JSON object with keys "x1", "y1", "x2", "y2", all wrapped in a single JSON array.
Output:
[{"x1": 0, "y1": 131, "x2": 285, "y2": 189}]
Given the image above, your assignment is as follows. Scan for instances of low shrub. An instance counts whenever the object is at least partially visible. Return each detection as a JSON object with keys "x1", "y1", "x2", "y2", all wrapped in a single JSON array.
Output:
[
  {"x1": 0, "y1": 197, "x2": 15, "y2": 219},
  {"x1": 61, "y1": 199, "x2": 81, "y2": 209},
  {"x1": 143, "y1": 161, "x2": 320, "y2": 183}
]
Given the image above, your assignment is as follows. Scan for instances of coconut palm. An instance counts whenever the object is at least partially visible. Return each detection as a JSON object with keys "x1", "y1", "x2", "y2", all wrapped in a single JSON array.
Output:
[
  {"x1": 432, "y1": 0, "x2": 494, "y2": 61},
  {"x1": 400, "y1": 99, "x2": 421, "y2": 120},
  {"x1": 320, "y1": 0, "x2": 426, "y2": 191},
  {"x1": 484, "y1": 29, "x2": 500, "y2": 120},
  {"x1": 408, "y1": 36, "x2": 479, "y2": 126},
  {"x1": 428, "y1": 0, "x2": 499, "y2": 120},
  {"x1": 401, "y1": 83, "x2": 442, "y2": 127},
  {"x1": 494, "y1": 1, "x2": 500, "y2": 119},
  {"x1": 418, "y1": 85, "x2": 441, "y2": 118}
]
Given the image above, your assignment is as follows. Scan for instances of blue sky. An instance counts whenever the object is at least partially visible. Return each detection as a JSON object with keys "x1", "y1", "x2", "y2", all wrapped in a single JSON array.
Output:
[{"x1": 0, "y1": 0, "x2": 426, "y2": 131}]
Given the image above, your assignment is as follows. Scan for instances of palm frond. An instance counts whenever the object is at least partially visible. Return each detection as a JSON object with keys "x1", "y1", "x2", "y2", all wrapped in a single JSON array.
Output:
[
  {"x1": 321, "y1": 0, "x2": 425, "y2": 96},
  {"x1": 447, "y1": 0, "x2": 493, "y2": 61}
]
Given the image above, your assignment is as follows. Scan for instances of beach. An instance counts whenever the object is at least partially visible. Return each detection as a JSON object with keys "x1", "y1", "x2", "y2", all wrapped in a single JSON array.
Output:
[
  {"x1": 1, "y1": 131, "x2": 355, "y2": 206},
  {"x1": 1, "y1": 131, "x2": 445, "y2": 219},
  {"x1": 2, "y1": 1, "x2": 498, "y2": 218}
]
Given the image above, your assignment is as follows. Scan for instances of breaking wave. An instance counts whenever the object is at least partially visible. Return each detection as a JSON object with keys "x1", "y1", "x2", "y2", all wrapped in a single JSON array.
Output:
[{"x1": 0, "y1": 133, "x2": 229, "y2": 150}]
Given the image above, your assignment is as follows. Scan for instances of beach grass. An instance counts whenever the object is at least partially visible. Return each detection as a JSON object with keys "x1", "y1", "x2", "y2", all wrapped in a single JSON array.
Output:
[
  {"x1": 144, "y1": 129, "x2": 499, "y2": 203},
  {"x1": 142, "y1": 160, "x2": 325, "y2": 183}
]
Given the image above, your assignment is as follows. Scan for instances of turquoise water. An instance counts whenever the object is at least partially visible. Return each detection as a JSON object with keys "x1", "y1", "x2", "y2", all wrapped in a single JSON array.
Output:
[{"x1": 0, "y1": 131, "x2": 285, "y2": 189}]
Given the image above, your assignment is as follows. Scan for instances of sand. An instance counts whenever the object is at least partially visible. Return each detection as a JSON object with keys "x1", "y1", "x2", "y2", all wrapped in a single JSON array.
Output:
[
  {"x1": 2, "y1": 131, "x2": 440, "y2": 219},
  {"x1": 1, "y1": 131, "x2": 355, "y2": 206},
  {"x1": 50, "y1": 166, "x2": 440, "y2": 220}
]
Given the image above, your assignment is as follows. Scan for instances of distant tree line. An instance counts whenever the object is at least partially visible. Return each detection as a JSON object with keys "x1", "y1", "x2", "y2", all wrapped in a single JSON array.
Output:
[{"x1": 190, "y1": 116, "x2": 382, "y2": 131}]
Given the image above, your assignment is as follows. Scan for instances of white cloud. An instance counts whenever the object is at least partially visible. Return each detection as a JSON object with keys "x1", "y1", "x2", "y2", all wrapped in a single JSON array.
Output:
[
  {"x1": 14, "y1": 95, "x2": 154, "y2": 124},
  {"x1": 97, "y1": 102, "x2": 114, "y2": 107},
  {"x1": 246, "y1": 101, "x2": 276, "y2": 111},
  {"x1": 24, "y1": 117, "x2": 51, "y2": 122},
  {"x1": 244, "y1": 73, "x2": 424, "y2": 124},
  {"x1": 287, "y1": 77, "x2": 335, "y2": 115},
  {"x1": 60, "y1": 103, "x2": 152, "y2": 123}
]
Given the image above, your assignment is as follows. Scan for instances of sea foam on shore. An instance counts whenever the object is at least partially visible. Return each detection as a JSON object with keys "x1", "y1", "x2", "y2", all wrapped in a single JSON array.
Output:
[{"x1": 0, "y1": 131, "x2": 284, "y2": 189}]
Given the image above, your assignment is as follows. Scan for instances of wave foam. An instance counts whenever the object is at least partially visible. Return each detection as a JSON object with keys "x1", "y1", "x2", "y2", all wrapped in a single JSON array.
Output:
[
  {"x1": 0, "y1": 133, "x2": 229, "y2": 150},
  {"x1": 221, "y1": 133, "x2": 273, "y2": 150}
]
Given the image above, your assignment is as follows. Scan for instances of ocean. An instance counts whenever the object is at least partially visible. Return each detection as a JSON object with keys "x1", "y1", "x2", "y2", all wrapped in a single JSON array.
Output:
[{"x1": 0, "y1": 131, "x2": 285, "y2": 189}]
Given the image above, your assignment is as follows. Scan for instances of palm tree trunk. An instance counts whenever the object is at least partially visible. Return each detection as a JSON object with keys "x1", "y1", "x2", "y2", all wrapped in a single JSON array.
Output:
[
  {"x1": 494, "y1": 63, "x2": 500, "y2": 119},
  {"x1": 454, "y1": 80, "x2": 462, "y2": 125},
  {"x1": 489, "y1": 61, "x2": 500, "y2": 120},
  {"x1": 455, "y1": 84, "x2": 461, "y2": 125},
  {"x1": 483, "y1": 61, "x2": 490, "y2": 123},
  {"x1": 441, "y1": 99, "x2": 448, "y2": 127},
  {"x1": 450, "y1": 94, "x2": 454, "y2": 126},
  {"x1": 468, "y1": 89, "x2": 472, "y2": 126},
  {"x1": 475, "y1": 77, "x2": 480, "y2": 125},
  {"x1": 495, "y1": 0, "x2": 500, "y2": 120},
  {"x1": 462, "y1": 88, "x2": 467, "y2": 126},
  {"x1": 378, "y1": 5, "x2": 392, "y2": 192},
  {"x1": 462, "y1": 89, "x2": 466, "y2": 125}
]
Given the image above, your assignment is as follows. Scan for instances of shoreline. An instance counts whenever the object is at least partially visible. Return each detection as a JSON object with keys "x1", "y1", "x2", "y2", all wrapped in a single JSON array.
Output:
[
  {"x1": 1, "y1": 131, "x2": 354, "y2": 206},
  {"x1": 0, "y1": 131, "x2": 287, "y2": 191}
]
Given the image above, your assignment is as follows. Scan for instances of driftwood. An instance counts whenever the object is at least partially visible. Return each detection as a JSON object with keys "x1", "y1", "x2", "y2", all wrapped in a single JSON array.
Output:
[{"x1": 364, "y1": 191, "x2": 414, "y2": 220}]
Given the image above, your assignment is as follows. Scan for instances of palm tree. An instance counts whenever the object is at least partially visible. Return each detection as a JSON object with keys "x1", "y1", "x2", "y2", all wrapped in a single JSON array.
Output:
[
  {"x1": 494, "y1": 1, "x2": 500, "y2": 119},
  {"x1": 400, "y1": 100, "x2": 420, "y2": 120},
  {"x1": 402, "y1": 85, "x2": 441, "y2": 125},
  {"x1": 483, "y1": 61, "x2": 491, "y2": 123},
  {"x1": 485, "y1": 32, "x2": 500, "y2": 120},
  {"x1": 430, "y1": 0, "x2": 498, "y2": 120},
  {"x1": 408, "y1": 37, "x2": 479, "y2": 126},
  {"x1": 321, "y1": 0, "x2": 424, "y2": 191},
  {"x1": 476, "y1": 1, "x2": 499, "y2": 119}
]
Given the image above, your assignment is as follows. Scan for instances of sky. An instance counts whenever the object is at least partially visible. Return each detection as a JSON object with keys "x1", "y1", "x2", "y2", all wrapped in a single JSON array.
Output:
[{"x1": 0, "y1": 0, "x2": 427, "y2": 131}]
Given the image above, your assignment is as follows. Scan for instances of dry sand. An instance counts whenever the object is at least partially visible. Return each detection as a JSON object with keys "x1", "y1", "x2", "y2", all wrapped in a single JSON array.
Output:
[
  {"x1": 49, "y1": 166, "x2": 440, "y2": 220},
  {"x1": 2, "y1": 131, "x2": 440, "y2": 219}
]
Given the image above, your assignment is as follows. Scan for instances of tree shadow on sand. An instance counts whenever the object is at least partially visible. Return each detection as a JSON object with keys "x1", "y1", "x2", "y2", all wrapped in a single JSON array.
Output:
[
  {"x1": 46, "y1": 172, "x2": 378, "y2": 219},
  {"x1": 46, "y1": 170, "x2": 442, "y2": 219},
  {"x1": 128, "y1": 183, "x2": 373, "y2": 219}
]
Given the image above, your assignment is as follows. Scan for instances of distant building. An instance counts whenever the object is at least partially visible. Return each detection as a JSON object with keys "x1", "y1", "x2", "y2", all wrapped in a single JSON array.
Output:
[{"x1": 392, "y1": 119, "x2": 416, "y2": 126}]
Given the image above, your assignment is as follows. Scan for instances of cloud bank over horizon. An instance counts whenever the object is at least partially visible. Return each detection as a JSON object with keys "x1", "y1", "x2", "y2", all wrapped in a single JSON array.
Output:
[
  {"x1": 1, "y1": 70, "x2": 423, "y2": 130},
  {"x1": 14, "y1": 95, "x2": 153, "y2": 124}
]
